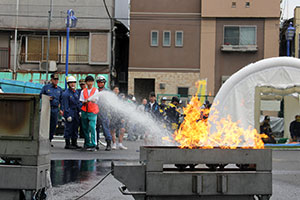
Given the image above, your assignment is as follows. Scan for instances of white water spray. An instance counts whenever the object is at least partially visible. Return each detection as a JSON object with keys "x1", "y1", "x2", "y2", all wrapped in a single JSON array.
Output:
[{"x1": 90, "y1": 91, "x2": 174, "y2": 146}]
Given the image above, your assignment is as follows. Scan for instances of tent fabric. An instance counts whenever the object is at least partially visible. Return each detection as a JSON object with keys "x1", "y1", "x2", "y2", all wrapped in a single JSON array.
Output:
[{"x1": 209, "y1": 57, "x2": 300, "y2": 131}]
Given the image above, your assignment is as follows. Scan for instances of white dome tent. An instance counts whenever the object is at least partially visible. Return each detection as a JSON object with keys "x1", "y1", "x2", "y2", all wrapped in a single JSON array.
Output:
[{"x1": 209, "y1": 57, "x2": 300, "y2": 138}]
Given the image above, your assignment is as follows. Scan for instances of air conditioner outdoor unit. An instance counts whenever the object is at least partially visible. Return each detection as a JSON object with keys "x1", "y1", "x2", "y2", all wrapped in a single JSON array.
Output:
[{"x1": 39, "y1": 61, "x2": 57, "y2": 72}]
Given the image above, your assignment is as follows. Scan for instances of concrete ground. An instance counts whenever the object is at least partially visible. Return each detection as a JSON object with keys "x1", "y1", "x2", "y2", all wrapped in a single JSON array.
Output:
[{"x1": 50, "y1": 137, "x2": 300, "y2": 200}]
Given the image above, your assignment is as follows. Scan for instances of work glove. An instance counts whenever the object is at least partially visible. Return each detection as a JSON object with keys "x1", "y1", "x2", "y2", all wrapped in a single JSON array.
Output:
[{"x1": 67, "y1": 116, "x2": 72, "y2": 122}]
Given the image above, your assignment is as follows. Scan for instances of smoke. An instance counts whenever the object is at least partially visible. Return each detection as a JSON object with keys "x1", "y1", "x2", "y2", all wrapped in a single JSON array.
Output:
[{"x1": 90, "y1": 91, "x2": 174, "y2": 146}]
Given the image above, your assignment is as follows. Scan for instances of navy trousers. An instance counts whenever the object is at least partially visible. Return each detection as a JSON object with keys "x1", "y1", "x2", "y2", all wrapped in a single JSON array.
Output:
[{"x1": 50, "y1": 108, "x2": 59, "y2": 141}]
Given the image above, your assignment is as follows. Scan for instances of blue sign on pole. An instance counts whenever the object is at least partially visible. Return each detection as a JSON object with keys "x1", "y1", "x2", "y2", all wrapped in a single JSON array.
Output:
[
  {"x1": 65, "y1": 9, "x2": 77, "y2": 89},
  {"x1": 285, "y1": 22, "x2": 295, "y2": 57}
]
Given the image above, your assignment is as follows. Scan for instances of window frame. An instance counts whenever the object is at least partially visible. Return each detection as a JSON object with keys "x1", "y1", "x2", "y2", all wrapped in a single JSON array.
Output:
[
  {"x1": 177, "y1": 87, "x2": 189, "y2": 98},
  {"x1": 150, "y1": 30, "x2": 159, "y2": 47},
  {"x1": 175, "y1": 31, "x2": 184, "y2": 47},
  {"x1": 61, "y1": 35, "x2": 90, "y2": 64},
  {"x1": 163, "y1": 30, "x2": 171, "y2": 47},
  {"x1": 88, "y1": 32, "x2": 110, "y2": 65},
  {"x1": 232, "y1": 2, "x2": 236, "y2": 8},
  {"x1": 223, "y1": 25, "x2": 257, "y2": 46},
  {"x1": 25, "y1": 35, "x2": 59, "y2": 63}
]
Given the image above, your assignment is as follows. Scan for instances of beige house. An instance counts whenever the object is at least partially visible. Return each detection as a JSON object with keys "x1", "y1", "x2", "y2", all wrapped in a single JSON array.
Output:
[
  {"x1": 0, "y1": 0, "x2": 116, "y2": 86},
  {"x1": 294, "y1": 7, "x2": 300, "y2": 58},
  {"x1": 128, "y1": 0, "x2": 280, "y2": 101}
]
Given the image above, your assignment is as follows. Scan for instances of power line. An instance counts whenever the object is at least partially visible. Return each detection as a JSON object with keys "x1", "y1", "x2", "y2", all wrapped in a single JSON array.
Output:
[{"x1": 0, "y1": 13, "x2": 204, "y2": 21}]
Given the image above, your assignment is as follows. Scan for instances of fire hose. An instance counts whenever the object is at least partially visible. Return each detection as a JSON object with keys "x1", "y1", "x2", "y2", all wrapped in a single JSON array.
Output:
[{"x1": 74, "y1": 170, "x2": 113, "y2": 200}]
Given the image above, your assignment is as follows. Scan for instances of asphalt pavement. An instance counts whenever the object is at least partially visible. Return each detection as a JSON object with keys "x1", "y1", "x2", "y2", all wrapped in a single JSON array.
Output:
[{"x1": 50, "y1": 137, "x2": 300, "y2": 200}]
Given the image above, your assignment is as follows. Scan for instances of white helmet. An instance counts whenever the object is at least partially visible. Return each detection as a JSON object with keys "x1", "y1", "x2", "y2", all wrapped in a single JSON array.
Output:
[
  {"x1": 96, "y1": 75, "x2": 106, "y2": 82},
  {"x1": 67, "y1": 76, "x2": 77, "y2": 83}
]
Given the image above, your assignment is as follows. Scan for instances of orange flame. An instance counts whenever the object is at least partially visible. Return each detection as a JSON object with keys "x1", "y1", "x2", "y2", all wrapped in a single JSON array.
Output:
[{"x1": 169, "y1": 81, "x2": 265, "y2": 149}]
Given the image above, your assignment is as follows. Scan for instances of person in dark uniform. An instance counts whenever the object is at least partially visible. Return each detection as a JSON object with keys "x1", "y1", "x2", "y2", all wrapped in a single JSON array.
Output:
[
  {"x1": 61, "y1": 76, "x2": 82, "y2": 149},
  {"x1": 260, "y1": 116, "x2": 276, "y2": 144},
  {"x1": 158, "y1": 96, "x2": 167, "y2": 113},
  {"x1": 289, "y1": 115, "x2": 300, "y2": 142},
  {"x1": 76, "y1": 79, "x2": 86, "y2": 95},
  {"x1": 76, "y1": 79, "x2": 86, "y2": 138},
  {"x1": 95, "y1": 75, "x2": 112, "y2": 151},
  {"x1": 40, "y1": 73, "x2": 63, "y2": 146},
  {"x1": 165, "y1": 97, "x2": 181, "y2": 132}
]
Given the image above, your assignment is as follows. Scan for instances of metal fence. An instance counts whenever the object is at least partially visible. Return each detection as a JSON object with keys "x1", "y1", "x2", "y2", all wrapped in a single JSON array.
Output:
[{"x1": 0, "y1": 48, "x2": 9, "y2": 69}]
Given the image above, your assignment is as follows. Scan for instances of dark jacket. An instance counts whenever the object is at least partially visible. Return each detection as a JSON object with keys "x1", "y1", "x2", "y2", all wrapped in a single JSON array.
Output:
[
  {"x1": 165, "y1": 103, "x2": 180, "y2": 124},
  {"x1": 260, "y1": 122, "x2": 272, "y2": 137},
  {"x1": 289, "y1": 120, "x2": 300, "y2": 138},
  {"x1": 61, "y1": 88, "x2": 81, "y2": 119},
  {"x1": 145, "y1": 101, "x2": 160, "y2": 118},
  {"x1": 40, "y1": 84, "x2": 63, "y2": 108}
]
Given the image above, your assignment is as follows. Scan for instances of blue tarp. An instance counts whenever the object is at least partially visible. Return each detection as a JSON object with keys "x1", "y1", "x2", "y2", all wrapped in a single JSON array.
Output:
[
  {"x1": 264, "y1": 143, "x2": 300, "y2": 147},
  {"x1": 0, "y1": 79, "x2": 43, "y2": 94}
]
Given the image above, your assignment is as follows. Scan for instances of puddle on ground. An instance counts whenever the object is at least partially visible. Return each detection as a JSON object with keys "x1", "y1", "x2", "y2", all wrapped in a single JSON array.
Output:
[{"x1": 50, "y1": 160, "x2": 111, "y2": 187}]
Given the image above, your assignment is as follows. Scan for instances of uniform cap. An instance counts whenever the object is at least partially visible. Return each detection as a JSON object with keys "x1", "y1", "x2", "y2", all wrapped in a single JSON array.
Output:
[
  {"x1": 79, "y1": 79, "x2": 85, "y2": 85},
  {"x1": 51, "y1": 73, "x2": 59, "y2": 79},
  {"x1": 162, "y1": 96, "x2": 167, "y2": 101}
]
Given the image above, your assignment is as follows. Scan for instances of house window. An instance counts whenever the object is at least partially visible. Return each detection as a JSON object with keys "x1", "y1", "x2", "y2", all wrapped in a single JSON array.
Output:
[
  {"x1": 245, "y1": 2, "x2": 250, "y2": 8},
  {"x1": 224, "y1": 26, "x2": 256, "y2": 46},
  {"x1": 0, "y1": 48, "x2": 9, "y2": 69},
  {"x1": 26, "y1": 36, "x2": 59, "y2": 62},
  {"x1": 232, "y1": 2, "x2": 236, "y2": 8},
  {"x1": 61, "y1": 36, "x2": 89, "y2": 63},
  {"x1": 175, "y1": 31, "x2": 183, "y2": 47},
  {"x1": 178, "y1": 87, "x2": 189, "y2": 98},
  {"x1": 150, "y1": 31, "x2": 159, "y2": 46},
  {"x1": 163, "y1": 31, "x2": 171, "y2": 47}
]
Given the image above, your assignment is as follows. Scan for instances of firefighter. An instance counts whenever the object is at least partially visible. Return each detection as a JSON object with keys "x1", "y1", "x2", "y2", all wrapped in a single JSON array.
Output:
[
  {"x1": 159, "y1": 96, "x2": 167, "y2": 110},
  {"x1": 40, "y1": 73, "x2": 63, "y2": 146},
  {"x1": 61, "y1": 76, "x2": 81, "y2": 149},
  {"x1": 76, "y1": 79, "x2": 86, "y2": 138},
  {"x1": 96, "y1": 75, "x2": 112, "y2": 151},
  {"x1": 76, "y1": 79, "x2": 86, "y2": 96},
  {"x1": 165, "y1": 96, "x2": 181, "y2": 132}
]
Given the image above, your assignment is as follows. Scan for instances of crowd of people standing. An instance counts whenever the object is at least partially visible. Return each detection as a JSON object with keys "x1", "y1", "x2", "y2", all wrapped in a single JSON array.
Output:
[{"x1": 40, "y1": 73, "x2": 184, "y2": 151}]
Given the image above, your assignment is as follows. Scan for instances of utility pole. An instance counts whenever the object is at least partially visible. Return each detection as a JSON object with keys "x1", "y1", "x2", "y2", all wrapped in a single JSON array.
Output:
[
  {"x1": 13, "y1": 0, "x2": 19, "y2": 79},
  {"x1": 65, "y1": 9, "x2": 77, "y2": 89},
  {"x1": 103, "y1": 0, "x2": 115, "y2": 88},
  {"x1": 46, "y1": 0, "x2": 53, "y2": 82}
]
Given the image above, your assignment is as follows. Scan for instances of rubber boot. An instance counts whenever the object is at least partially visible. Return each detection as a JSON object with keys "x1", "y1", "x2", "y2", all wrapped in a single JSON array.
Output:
[
  {"x1": 105, "y1": 140, "x2": 111, "y2": 151},
  {"x1": 65, "y1": 139, "x2": 71, "y2": 149},
  {"x1": 71, "y1": 138, "x2": 81, "y2": 149},
  {"x1": 96, "y1": 141, "x2": 100, "y2": 150}
]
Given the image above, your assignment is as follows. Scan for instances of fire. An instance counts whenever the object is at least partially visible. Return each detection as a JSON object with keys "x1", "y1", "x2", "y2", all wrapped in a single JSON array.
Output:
[{"x1": 170, "y1": 81, "x2": 265, "y2": 149}]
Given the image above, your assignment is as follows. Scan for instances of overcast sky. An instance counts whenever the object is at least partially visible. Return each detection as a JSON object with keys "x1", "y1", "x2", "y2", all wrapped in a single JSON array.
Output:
[{"x1": 281, "y1": 0, "x2": 300, "y2": 20}]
